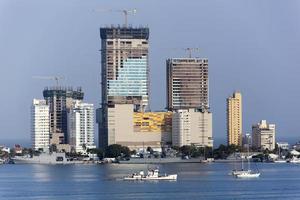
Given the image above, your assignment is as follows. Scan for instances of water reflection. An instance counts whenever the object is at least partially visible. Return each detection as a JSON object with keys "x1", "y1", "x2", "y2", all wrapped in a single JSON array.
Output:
[{"x1": 1, "y1": 163, "x2": 300, "y2": 199}]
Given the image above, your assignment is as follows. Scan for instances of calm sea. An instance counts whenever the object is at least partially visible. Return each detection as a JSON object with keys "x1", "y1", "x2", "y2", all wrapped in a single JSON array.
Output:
[{"x1": 0, "y1": 162, "x2": 299, "y2": 200}]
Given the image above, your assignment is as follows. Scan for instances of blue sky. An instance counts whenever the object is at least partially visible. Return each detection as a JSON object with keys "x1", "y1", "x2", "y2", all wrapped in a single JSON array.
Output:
[{"x1": 1, "y1": 0, "x2": 300, "y2": 146}]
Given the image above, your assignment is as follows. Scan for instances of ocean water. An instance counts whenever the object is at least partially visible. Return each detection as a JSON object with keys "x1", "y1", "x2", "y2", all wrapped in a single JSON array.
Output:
[{"x1": 0, "y1": 162, "x2": 299, "y2": 200}]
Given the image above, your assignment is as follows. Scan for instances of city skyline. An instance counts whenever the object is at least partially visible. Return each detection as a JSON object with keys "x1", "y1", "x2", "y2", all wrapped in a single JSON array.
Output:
[{"x1": 1, "y1": 0, "x2": 300, "y2": 145}]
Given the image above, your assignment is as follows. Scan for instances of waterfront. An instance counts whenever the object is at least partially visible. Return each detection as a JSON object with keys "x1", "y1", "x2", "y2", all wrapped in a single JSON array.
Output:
[{"x1": 1, "y1": 163, "x2": 300, "y2": 199}]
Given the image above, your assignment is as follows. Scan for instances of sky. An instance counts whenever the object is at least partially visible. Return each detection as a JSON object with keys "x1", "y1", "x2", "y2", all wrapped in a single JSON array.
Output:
[{"x1": 1, "y1": 0, "x2": 300, "y2": 146}]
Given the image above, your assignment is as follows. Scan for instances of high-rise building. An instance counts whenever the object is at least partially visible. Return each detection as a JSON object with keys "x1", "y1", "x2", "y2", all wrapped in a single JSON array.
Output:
[
  {"x1": 100, "y1": 26, "x2": 149, "y2": 112},
  {"x1": 166, "y1": 58, "x2": 209, "y2": 110},
  {"x1": 227, "y1": 92, "x2": 242, "y2": 146},
  {"x1": 99, "y1": 26, "x2": 150, "y2": 148},
  {"x1": 31, "y1": 99, "x2": 50, "y2": 151},
  {"x1": 43, "y1": 87, "x2": 84, "y2": 144},
  {"x1": 67, "y1": 101, "x2": 96, "y2": 153},
  {"x1": 252, "y1": 120, "x2": 276, "y2": 151},
  {"x1": 172, "y1": 108, "x2": 213, "y2": 147}
]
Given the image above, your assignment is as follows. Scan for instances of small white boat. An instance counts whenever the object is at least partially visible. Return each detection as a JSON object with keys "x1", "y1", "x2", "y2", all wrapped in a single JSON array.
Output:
[
  {"x1": 231, "y1": 169, "x2": 246, "y2": 176},
  {"x1": 235, "y1": 170, "x2": 260, "y2": 178},
  {"x1": 289, "y1": 156, "x2": 300, "y2": 163},
  {"x1": 274, "y1": 159, "x2": 286, "y2": 163},
  {"x1": 123, "y1": 168, "x2": 177, "y2": 181}
]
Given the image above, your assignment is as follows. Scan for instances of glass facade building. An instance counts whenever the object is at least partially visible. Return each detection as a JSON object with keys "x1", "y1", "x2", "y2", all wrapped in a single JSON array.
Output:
[{"x1": 107, "y1": 56, "x2": 148, "y2": 98}]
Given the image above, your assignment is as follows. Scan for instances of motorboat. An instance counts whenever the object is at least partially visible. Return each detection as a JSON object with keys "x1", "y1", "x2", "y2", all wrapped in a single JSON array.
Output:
[{"x1": 123, "y1": 168, "x2": 177, "y2": 181}]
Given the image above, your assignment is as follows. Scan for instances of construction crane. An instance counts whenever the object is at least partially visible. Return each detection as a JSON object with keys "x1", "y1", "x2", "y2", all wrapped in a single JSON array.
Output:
[
  {"x1": 94, "y1": 8, "x2": 137, "y2": 27},
  {"x1": 32, "y1": 76, "x2": 64, "y2": 86},
  {"x1": 183, "y1": 48, "x2": 200, "y2": 58},
  {"x1": 116, "y1": 9, "x2": 137, "y2": 27}
]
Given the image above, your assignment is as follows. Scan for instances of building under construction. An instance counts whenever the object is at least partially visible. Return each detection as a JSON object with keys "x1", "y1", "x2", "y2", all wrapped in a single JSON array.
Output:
[
  {"x1": 98, "y1": 25, "x2": 150, "y2": 148},
  {"x1": 100, "y1": 25, "x2": 149, "y2": 111},
  {"x1": 166, "y1": 58, "x2": 209, "y2": 111},
  {"x1": 43, "y1": 87, "x2": 84, "y2": 144}
]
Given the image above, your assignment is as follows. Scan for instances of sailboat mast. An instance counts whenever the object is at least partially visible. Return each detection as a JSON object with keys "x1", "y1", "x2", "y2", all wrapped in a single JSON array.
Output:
[{"x1": 248, "y1": 143, "x2": 250, "y2": 171}]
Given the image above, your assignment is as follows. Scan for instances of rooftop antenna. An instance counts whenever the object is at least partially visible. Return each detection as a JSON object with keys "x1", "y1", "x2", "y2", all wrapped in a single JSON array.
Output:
[{"x1": 183, "y1": 48, "x2": 200, "y2": 58}]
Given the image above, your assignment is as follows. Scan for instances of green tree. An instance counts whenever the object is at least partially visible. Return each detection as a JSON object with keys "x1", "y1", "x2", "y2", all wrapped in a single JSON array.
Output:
[
  {"x1": 146, "y1": 146, "x2": 154, "y2": 154},
  {"x1": 120, "y1": 146, "x2": 130, "y2": 157},
  {"x1": 87, "y1": 148, "x2": 104, "y2": 159},
  {"x1": 105, "y1": 144, "x2": 130, "y2": 158},
  {"x1": 180, "y1": 145, "x2": 193, "y2": 156}
]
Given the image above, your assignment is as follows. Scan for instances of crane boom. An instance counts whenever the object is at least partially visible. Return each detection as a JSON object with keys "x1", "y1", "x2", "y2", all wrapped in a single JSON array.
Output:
[
  {"x1": 94, "y1": 8, "x2": 137, "y2": 27},
  {"x1": 32, "y1": 76, "x2": 64, "y2": 86}
]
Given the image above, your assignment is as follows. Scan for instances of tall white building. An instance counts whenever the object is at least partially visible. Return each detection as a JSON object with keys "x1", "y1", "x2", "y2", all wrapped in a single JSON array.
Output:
[
  {"x1": 172, "y1": 109, "x2": 213, "y2": 147},
  {"x1": 252, "y1": 120, "x2": 276, "y2": 151},
  {"x1": 31, "y1": 99, "x2": 50, "y2": 151},
  {"x1": 68, "y1": 101, "x2": 95, "y2": 153}
]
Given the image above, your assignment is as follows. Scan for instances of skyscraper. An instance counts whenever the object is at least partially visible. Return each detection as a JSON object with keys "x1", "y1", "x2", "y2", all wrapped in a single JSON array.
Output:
[
  {"x1": 98, "y1": 26, "x2": 149, "y2": 148},
  {"x1": 100, "y1": 26, "x2": 149, "y2": 112},
  {"x1": 31, "y1": 99, "x2": 50, "y2": 151},
  {"x1": 166, "y1": 58, "x2": 209, "y2": 110},
  {"x1": 43, "y1": 87, "x2": 84, "y2": 144},
  {"x1": 227, "y1": 91, "x2": 242, "y2": 146}
]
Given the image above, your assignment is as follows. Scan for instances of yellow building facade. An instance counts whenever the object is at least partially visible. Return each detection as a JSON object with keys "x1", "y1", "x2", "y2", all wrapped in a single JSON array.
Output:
[
  {"x1": 227, "y1": 92, "x2": 242, "y2": 146},
  {"x1": 133, "y1": 112, "x2": 172, "y2": 133}
]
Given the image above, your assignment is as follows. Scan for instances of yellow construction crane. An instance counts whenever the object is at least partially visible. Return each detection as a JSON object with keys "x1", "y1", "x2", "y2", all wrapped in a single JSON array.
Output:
[
  {"x1": 32, "y1": 76, "x2": 64, "y2": 86},
  {"x1": 94, "y1": 8, "x2": 137, "y2": 27}
]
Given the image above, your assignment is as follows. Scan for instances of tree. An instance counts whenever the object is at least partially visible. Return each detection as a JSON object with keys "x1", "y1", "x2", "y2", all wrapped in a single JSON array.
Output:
[
  {"x1": 120, "y1": 146, "x2": 130, "y2": 157},
  {"x1": 146, "y1": 146, "x2": 154, "y2": 154},
  {"x1": 213, "y1": 144, "x2": 242, "y2": 159},
  {"x1": 87, "y1": 148, "x2": 104, "y2": 159},
  {"x1": 105, "y1": 144, "x2": 130, "y2": 158},
  {"x1": 180, "y1": 145, "x2": 193, "y2": 156}
]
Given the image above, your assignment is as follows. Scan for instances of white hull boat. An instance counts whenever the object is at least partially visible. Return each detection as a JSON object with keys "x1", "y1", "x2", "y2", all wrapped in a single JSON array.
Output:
[
  {"x1": 231, "y1": 169, "x2": 246, "y2": 176},
  {"x1": 274, "y1": 160, "x2": 286, "y2": 163},
  {"x1": 124, "y1": 169, "x2": 177, "y2": 181},
  {"x1": 289, "y1": 157, "x2": 300, "y2": 163},
  {"x1": 235, "y1": 170, "x2": 260, "y2": 178}
]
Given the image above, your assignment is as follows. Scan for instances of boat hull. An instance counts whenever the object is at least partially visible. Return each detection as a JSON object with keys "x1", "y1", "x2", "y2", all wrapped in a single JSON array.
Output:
[
  {"x1": 124, "y1": 174, "x2": 177, "y2": 181},
  {"x1": 236, "y1": 172, "x2": 260, "y2": 178}
]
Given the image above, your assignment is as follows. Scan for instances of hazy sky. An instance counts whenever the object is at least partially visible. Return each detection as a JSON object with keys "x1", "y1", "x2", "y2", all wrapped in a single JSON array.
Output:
[{"x1": 1, "y1": 0, "x2": 300, "y2": 146}]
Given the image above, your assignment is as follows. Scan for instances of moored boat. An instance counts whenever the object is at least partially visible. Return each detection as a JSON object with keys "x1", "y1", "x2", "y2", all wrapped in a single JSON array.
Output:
[
  {"x1": 13, "y1": 152, "x2": 80, "y2": 165},
  {"x1": 235, "y1": 170, "x2": 260, "y2": 178},
  {"x1": 123, "y1": 168, "x2": 177, "y2": 181},
  {"x1": 288, "y1": 156, "x2": 300, "y2": 163}
]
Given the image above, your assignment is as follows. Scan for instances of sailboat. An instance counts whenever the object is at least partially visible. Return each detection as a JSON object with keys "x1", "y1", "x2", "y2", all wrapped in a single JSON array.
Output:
[
  {"x1": 274, "y1": 147, "x2": 286, "y2": 163},
  {"x1": 235, "y1": 143, "x2": 260, "y2": 178},
  {"x1": 231, "y1": 152, "x2": 246, "y2": 176}
]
